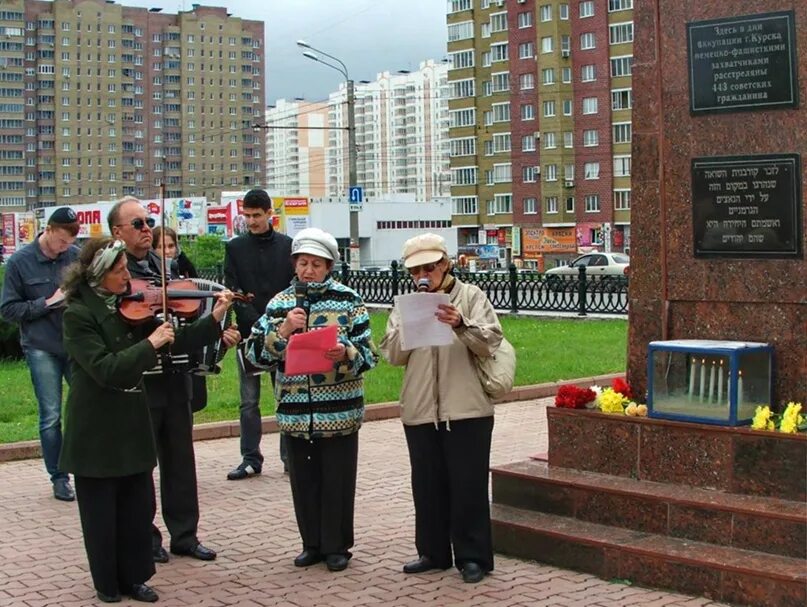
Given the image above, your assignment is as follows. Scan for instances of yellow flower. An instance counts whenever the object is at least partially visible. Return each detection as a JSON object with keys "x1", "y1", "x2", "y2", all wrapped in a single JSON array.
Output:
[
  {"x1": 598, "y1": 388, "x2": 628, "y2": 414},
  {"x1": 780, "y1": 402, "x2": 804, "y2": 434},
  {"x1": 751, "y1": 405, "x2": 772, "y2": 431},
  {"x1": 636, "y1": 404, "x2": 648, "y2": 417},
  {"x1": 625, "y1": 402, "x2": 638, "y2": 416}
]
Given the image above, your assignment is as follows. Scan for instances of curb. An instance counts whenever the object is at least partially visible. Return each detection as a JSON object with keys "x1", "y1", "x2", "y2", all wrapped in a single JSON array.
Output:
[{"x1": 0, "y1": 373, "x2": 623, "y2": 464}]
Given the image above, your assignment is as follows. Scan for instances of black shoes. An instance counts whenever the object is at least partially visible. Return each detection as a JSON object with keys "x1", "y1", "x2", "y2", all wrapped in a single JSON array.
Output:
[
  {"x1": 171, "y1": 543, "x2": 217, "y2": 561},
  {"x1": 128, "y1": 583, "x2": 159, "y2": 602},
  {"x1": 325, "y1": 554, "x2": 349, "y2": 572},
  {"x1": 96, "y1": 590, "x2": 121, "y2": 603},
  {"x1": 53, "y1": 478, "x2": 75, "y2": 501},
  {"x1": 403, "y1": 556, "x2": 445, "y2": 574},
  {"x1": 152, "y1": 546, "x2": 169, "y2": 564},
  {"x1": 294, "y1": 549, "x2": 323, "y2": 567},
  {"x1": 226, "y1": 462, "x2": 261, "y2": 480},
  {"x1": 461, "y1": 562, "x2": 486, "y2": 583}
]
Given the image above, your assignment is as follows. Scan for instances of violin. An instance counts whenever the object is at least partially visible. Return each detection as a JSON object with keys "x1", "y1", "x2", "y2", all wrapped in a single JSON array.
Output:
[{"x1": 120, "y1": 278, "x2": 253, "y2": 324}]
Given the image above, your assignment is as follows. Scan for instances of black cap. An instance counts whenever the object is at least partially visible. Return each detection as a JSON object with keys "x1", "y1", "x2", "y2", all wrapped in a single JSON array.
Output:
[{"x1": 48, "y1": 207, "x2": 78, "y2": 225}]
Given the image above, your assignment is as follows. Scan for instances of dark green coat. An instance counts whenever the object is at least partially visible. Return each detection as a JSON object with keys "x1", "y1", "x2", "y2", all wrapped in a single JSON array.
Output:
[{"x1": 59, "y1": 283, "x2": 220, "y2": 478}]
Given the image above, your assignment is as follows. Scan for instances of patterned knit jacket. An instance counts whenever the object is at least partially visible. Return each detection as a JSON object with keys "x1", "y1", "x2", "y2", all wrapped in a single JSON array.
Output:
[{"x1": 246, "y1": 278, "x2": 378, "y2": 439}]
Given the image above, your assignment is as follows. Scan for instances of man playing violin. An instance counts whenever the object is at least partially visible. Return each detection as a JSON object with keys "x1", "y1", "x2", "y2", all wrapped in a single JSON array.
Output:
[{"x1": 108, "y1": 196, "x2": 240, "y2": 564}]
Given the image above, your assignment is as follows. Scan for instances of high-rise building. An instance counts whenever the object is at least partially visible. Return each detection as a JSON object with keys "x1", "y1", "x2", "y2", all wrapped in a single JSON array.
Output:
[
  {"x1": 267, "y1": 60, "x2": 450, "y2": 201},
  {"x1": 0, "y1": 0, "x2": 264, "y2": 211},
  {"x1": 447, "y1": 0, "x2": 633, "y2": 270}
]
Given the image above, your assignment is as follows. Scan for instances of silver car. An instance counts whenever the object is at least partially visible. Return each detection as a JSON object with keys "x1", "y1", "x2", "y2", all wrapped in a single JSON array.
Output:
[{"x1": 544, "y1": 253, "x2": 630, "y2": 291}]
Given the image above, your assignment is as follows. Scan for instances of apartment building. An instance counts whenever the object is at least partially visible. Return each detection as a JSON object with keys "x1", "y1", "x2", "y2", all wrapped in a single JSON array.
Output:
[
  {"x1": 265, "y1": 98, "x2": 330, "y2": 197},
  {"x1": 326, "y1": 60, "x2": 451, "y2": 201},
  {"x1": 447, "y1": 0, "x2": 633, "y2": 270},
  {"x1": 0, "y1": 0, "x2": 264, "y2": 211}
]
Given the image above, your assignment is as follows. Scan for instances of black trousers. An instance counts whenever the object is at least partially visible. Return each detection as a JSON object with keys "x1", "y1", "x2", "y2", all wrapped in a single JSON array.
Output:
[
  {"x1": 149, "y1": 398, "x2": 199, "y2": 552},
  {"x1": 404, "y1": 416, "x2": 495, "y2": 572},
  {"x1": 287, "y1": 432, "x2": 359, "y2": 557},
  {"x1": 74, "y1": 472, "x2": 155, "y2": 596}
]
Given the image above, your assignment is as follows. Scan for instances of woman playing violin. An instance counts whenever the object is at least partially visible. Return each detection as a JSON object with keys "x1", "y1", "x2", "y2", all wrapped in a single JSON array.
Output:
[{"x1": 58, "y1": 238, "x2": 236, "y2": 604}]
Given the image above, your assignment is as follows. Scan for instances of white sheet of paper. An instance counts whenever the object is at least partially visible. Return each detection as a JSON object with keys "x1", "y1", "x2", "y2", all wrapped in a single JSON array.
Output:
[{"x1": 396, "y1": 292, "x2": 454, "y2": 351}]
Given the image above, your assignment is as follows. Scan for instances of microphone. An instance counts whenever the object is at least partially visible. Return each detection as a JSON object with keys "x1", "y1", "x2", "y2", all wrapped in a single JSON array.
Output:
[
  {"x1": 293, "y1": 282, "x2": 308, "y2": 334},
  {"x1": 417, "y1": 278, "x2": 430, "y2": 292}
]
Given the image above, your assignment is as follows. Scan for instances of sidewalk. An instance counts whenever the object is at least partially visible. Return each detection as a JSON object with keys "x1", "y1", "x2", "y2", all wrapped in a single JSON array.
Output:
[{"x1": 0, "y1": 398, "x2": 728, "y2": 607}]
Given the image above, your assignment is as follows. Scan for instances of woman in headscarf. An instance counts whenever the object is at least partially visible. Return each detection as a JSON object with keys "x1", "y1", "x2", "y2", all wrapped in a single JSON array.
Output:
[
  {"x1": 59, "y1": 237, "x2": 234, "y2": 603},
  {"x1": 380, "y1": 233, "x2": 503, "y2": 584},
  {"x1": 246, "y1": 227, "x2": 377, "y2": 573}
]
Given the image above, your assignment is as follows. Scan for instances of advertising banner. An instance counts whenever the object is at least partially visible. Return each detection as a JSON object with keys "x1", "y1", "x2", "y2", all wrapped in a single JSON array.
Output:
[
  {"x1": 141, "y1": 197, "x2": 206, "y2": 236},
  {"x1": 282, "y1": 197, "x2": 310, "y2": 238},
  {"x1": 522, "y1": 227, "x2": 577, "y2": 258},
  {"x1": 2, "y1": 213, "x2": 16, "y2": 257},
  {"x1": 44, "y1": 203, "x2": 113, "y2": 238}
]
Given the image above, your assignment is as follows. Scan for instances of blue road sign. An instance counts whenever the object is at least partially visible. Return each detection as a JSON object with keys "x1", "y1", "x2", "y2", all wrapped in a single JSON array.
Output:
[{"x1": 348, "y1": 186, "x2": 363, "y2": 211}]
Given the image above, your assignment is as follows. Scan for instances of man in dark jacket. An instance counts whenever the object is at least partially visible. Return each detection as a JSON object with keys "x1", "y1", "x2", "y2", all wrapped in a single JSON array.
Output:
[
  {"x1": 108, "y1": 196, "x2": 239, "y2": 563},
  {"x1": 0, "y1": 208, "x2": 79, "y2": 501},
  {"x1": 224, "y1": 189, "x2": 294, "y2": 480}
]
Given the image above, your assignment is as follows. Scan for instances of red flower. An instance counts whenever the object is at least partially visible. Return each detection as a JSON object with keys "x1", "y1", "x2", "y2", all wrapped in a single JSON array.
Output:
[
  {"x1": 612, "y1": 378, "x2": 633, "y2": 399},
  {"x1": 555, "y1": 385, "x2": 597, "y2": 409}
]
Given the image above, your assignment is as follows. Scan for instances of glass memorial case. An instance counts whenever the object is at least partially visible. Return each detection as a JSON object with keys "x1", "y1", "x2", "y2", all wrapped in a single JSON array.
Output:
[{"x1": 647, "y1": 340, "x2": 773, "y2": 426}]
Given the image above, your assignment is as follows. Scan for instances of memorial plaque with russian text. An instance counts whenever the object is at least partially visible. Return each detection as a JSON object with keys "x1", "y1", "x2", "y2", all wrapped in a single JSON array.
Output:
[
  {"x1": 688, "y1": 11, "x2": 798, "y2": 114},
  {"x1": 692, "y1": 155, "x2": 802, "y2": 258}
]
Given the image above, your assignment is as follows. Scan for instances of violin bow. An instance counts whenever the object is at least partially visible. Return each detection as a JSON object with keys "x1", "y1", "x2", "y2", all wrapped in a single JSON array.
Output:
[{"x1": 159, "y1": 181, "x2": 169, "y2": 321}]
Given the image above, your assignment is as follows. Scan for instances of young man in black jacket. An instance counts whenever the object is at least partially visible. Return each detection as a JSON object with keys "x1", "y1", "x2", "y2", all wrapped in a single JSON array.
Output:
[{"x1": 224, "y1": 189, "x2": 294, "y2": 480}]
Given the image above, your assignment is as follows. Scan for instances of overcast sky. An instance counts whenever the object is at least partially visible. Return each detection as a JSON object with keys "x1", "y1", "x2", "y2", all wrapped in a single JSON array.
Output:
[{"x1": 121, "y1": 0, "x2": 449, "y2": 104}]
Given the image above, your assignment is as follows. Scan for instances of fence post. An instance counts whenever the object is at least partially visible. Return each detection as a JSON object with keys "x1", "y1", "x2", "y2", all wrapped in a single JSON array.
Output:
[
  {"x1": 577, "y1": 265, "x2": 587, "y2": 316},
  {"x1": 341, "y1": 260, "x2": 350, "y2": 287},
  {"x1": 509, "y1": 263, "x2": 518, "y2": 314},
  {"x1": 391, "y1": 260, "x2": 399, "y2": 298},
  {"x1": 216, "y1": 263, "x2": 224, "y2": 285}
]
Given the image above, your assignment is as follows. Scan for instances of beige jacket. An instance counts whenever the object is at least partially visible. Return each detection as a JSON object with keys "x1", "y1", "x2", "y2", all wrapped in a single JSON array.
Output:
[{"x1": 380, "y1": 279, "x2": 503, "y2": 427}]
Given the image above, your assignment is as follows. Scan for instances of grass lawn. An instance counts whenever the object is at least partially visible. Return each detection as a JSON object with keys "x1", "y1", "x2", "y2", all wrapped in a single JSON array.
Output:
[{"x1": 0, "y1": 313, "x2": 627, "y2": 444}]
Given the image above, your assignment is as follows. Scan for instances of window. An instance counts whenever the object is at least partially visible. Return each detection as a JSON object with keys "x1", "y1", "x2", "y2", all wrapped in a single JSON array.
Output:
[
  {"x1": 450, "y1": 49, "x2": 474, "y2": 69},
  {"x1": 614, "y1": 189, "x2": 631, "y2": 210},
  {"x1": 546, "y1": 196, "x2": 558, "y2": 214},
  {"x1": 494, "y1": 193, "x2": 512, "y2": 214},
  {"x1": 492, "y1": 132, "x2": 511, "y2": 153},
  {"x1": 481, "y1": 51, "x2": 491, "y2": 67},
  {"x1": 540, "y1": 5, "x2": 552, "y2": 21},
  {"x1": 492, "y1": 72, "x2": 510, "y2": 92},
  {"x1": 519, "y1": 73, "x2": 535, "y2": 90},
  {"x1": 450, "y1": 79, "x2": 475, "y2": 99},
  {"x1": 493, "y1": 163, "x2": 512, "y2": 183},
  {"x1": 523, "y1": 197, "x2": 537, "y2": 214},
  {"x1": 449, "y1": 137, "x2": 476, "y2": 157},
  {"x1": 614, "y1": 155, "x2": 631, "y2": 176},
  {"x1": 585, "y1": 194, "x2": 600, "y2": 212},
  {"x1": 560, "y1": 4, "x2": 569, "y2": 19},
  {"x1": 583, "y1": 130, "x2": 599, "y2": 147},
  {"x1": 613, "y1": 122, "x2": 632, "y2": 143},
  {"x1": 543, "y1": 100, "x2": 556, "y2": 117},
  {"x1": 521, "y1": 103, "x2": 535, "y2": 120},
  {"x1": 522, "y1": 135, "x2": 536, "y2": 151},
  {"x1": 612, "y1": 88, "x2": 633, "y2": 109},
  {"x1": 519, "y1": 42, "x2": 534, "y2": 59},
  {"x1": 452, "y1": 166, "x2": 478, "y2": 186},
  {"x1": 490, "y1": 12, "x2": 508, "y2": 33},
  {"x1": 542, "y1": 68, "x2": 555, "y2": 85},
  {"x1": 610, "y1": 22, "x2": 634, "y2": 45},
  {"x1": 562, "y1": 99, "x2": 573, "y2": 115},
  {"x1": 544, "y1": 132, "x2": 557, "y2": 149},
  {"x1": 584, "y1": 162, "x2": 600, "y2": 179},
  {"x1": 449, "y1": 0, "x2": 472, "y2": 12},
  {"x1": 582, "y1": 97, "x2": 598, "y2": 114},
  {"x1": 492, "y1": 102, "x2": 510, "y2": 122},
  {"x1": 609, "y1": 0, "x2": 633, "y2": 11},
  {"x1": 581, "y1": 32, "x2": 596, "y2": 49},
  {"x1": 565, "y1": 196, "x2": 575, "y2": 212},
  {"x1": 580, "y1": 1, "x2": 595, "y2": 18},
  {"x1": 523, "y1": 166, "x2": 537, "y2": 182},
  {"x1": 610, "y1": 55, "x2": 633, "y2": 77},
  {"x1": 545, "y1": 164, "x2": 557, "y2": 181},
  {"x1": 491, "y1": 42, "x2": 508, "y2": 62},
  {"x1": 452, "y1": 196, "x2": 478, "y2": 215},
  {"x1": 518, "y1": 12, "x2": 533, "y2": 28},
  {"x1": 581, "y1": 64, "x2": 596, "y2": 82},
  {"x1": 448, "y1": 21, "x2": 474, "y2": 41},
  {"x1": 541, "y1": 37, "x2": 553, "y2": 53},
  {"x1": 563, "y1": 131, "x2": 573, "y2": 148},
  {"x1": 561, "y1": 67, "x2": 572, "y2": 83}
]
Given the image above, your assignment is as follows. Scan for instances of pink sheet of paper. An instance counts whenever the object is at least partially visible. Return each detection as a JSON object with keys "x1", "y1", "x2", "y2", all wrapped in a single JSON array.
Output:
[{"x1": 285, "y1": 325, "x2": 339, "y2": 375}]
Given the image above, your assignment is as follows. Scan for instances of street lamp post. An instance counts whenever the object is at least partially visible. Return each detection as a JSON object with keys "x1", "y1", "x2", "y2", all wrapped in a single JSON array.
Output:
[{"x1": 297, "y1": 40, "x2": 360, "y2": 270}]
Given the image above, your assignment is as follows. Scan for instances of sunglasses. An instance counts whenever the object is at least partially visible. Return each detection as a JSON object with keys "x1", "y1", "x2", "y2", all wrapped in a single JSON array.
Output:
[
  {"x1": 116, "y1": 217, "x2": 156, "y2": 231},
  {"x1": 408, "y1": 262, "x2": 439, "y2": 275}
]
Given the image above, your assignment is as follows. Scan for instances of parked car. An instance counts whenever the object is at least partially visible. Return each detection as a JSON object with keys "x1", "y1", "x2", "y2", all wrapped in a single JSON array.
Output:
[{"x1": 544, "y1": 253, "x2": 630, "y2": 291}]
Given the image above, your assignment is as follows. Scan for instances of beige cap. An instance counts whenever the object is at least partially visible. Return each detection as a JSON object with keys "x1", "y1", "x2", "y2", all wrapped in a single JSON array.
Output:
[
  {"x1": 402, "y1": 233, "x2": 448, "y2": 268},
  {"x1": 292, "y1": 227, "x2": 340, "y2": 261}
]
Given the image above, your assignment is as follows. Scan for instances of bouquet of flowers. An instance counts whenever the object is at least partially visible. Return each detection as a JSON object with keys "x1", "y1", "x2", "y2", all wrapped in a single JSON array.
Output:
[
  {"x1": 752, "y1": 402, "x2": 805, "y2": 433},
  {"x1": 554, "y1": 385, "x2": 597, "y2": 409}
]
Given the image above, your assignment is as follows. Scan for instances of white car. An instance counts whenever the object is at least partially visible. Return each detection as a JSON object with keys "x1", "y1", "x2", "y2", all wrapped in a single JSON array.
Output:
[{"x1": 545, "y1": 253, "x2": 630, "y2": 277}]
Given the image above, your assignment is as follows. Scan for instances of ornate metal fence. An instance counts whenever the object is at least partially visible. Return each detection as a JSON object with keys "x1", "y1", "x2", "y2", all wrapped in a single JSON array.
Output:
[{"x1": 199, "y1": 262, "x2": 628, "y2": 316}]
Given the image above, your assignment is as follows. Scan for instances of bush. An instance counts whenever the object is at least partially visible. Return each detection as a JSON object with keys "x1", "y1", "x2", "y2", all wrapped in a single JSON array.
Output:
[{"x1": 180, "y1": 234, "x2": 225, "y2": 269}]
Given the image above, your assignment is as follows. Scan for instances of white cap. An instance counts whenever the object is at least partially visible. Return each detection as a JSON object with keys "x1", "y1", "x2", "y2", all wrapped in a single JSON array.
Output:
[
  {"x1": 402, "y1": 233, "x2": 448, "y2": 268},
  {"x1": 292, "y1": 227, "x2": 340, "y2": 261}
]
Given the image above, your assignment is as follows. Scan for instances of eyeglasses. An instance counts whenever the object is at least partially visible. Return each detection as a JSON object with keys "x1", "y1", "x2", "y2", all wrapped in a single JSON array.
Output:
[
  {"x1": 116, "y1": 217, "x2": 155, "y2": 231},
  {"x1": 408, "y1": 262, "x2": 439, "y2": 275}
]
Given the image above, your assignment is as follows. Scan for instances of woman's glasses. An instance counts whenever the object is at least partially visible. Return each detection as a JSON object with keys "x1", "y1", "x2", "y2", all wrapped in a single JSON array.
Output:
[
  {"x1": 408, "y1": 262, "x2": 438, "y2": 275},
  {"x1": 116, "y1": 217, "x2": 156, "y2": 231}
]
